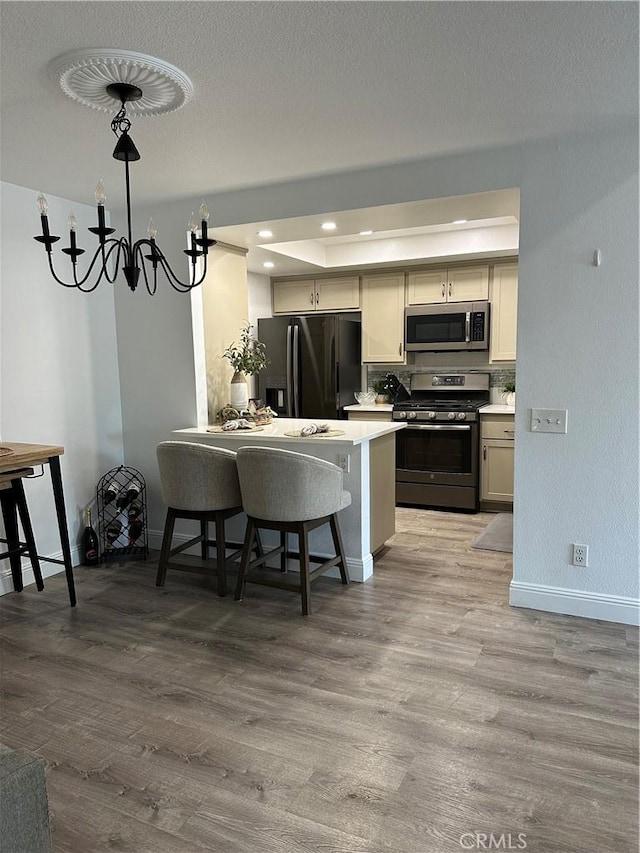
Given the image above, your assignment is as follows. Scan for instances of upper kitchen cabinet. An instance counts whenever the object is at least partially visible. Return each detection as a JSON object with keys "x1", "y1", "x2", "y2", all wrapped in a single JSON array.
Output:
[
  {"x1": 489, "y1": 263, "x2": 518, "y2": 362},
  {"x1": 407, "y1": 265, "x2": 489, "y2": 305},
  {"x1": 272, "y1": 276, "x2": 360, "y2": 314},
  {"x1": 361, "y1": 272, "x2": 405, "y2": 363}
]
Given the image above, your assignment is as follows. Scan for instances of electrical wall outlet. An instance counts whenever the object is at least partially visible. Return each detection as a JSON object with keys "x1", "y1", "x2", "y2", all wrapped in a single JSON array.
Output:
[
  {"x1": 572, "y1": 543, "x2": 589, "y2": 567},
  {"x1": 337, "y1": 453, "x2": 351, "y2": 473}
]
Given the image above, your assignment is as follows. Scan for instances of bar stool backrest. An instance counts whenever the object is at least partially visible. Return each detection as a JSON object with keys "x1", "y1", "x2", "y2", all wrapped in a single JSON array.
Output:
[
  {"x1": 156, "y1": 442, "x2": 241, "y2": 512},
  {"x1": 236, "y1": 446, "x2": 347, "y2": 522}
]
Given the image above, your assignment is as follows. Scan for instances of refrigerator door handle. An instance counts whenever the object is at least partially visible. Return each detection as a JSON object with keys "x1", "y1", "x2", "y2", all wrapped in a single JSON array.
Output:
[
  {"x1": 286, "y1": 325, "x2": 293, "y2": 415},
  {"x1": 292, "y1": 324, "x2": 300, "y2": 417}
]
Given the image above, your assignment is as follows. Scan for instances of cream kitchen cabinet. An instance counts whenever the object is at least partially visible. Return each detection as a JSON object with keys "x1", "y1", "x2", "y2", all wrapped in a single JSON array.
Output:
[
  {"x1": 480, "y1": 414, "x2": 515, "y2": 504},
  {"x1": 272, "y1": 276, "x2": 360, "y2": 314},
  {"x1": 407, "y1": 265, "x2": 489, "y2": 305},
  {"x1": 490, "y1": 263, "x2": 518, "y2": 362},
  {"x1": 361, "y1": 272, "x2": 405, "y2": 363}
]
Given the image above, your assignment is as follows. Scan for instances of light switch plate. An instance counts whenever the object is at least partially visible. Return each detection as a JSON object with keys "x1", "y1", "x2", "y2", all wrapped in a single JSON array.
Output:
[{"x1": 530, "y1": 408, "x2": 568, "y2": 434}]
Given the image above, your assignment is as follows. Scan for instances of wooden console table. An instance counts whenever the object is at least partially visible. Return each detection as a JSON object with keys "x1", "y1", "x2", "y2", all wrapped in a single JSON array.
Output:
[{"x1": 0, "y1": 443, "x2": 76, "y2": 606}]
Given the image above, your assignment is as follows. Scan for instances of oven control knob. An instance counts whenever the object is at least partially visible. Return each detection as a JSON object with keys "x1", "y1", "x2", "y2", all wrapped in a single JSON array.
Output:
[
  {"x1": 457, "y1": 412, "x2": 467, "y2": 420},
  {"x1": 427, "y1": 411, "x2": 436, "y2": 420},
  {"x1": 397, "y1": 411, "x2": 407, "y2": 420},
  {"x1": 407, "y1": 411, "x2": 417, "y2": 420},
  {"x1": 447, "y1": 412, "x2": 456, "y2": 420}
]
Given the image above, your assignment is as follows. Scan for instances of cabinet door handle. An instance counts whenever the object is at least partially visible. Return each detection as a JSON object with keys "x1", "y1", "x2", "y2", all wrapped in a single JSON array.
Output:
[
  {"x1": 398, "y1": 343, "x2": 402, "y2": 356},
  {"x1": 483, "y1": 445, "x2": 487, "y2": 460},
  {"x1": 310, "y1": 291, "x2": 314, "y2": 305},
  {"x1": 316, "y1": 292, "x2": 319, "y2": 304},
  {"x1": 504, "y1": 429, "x2": 515, "y2": 434},
  {"x1": 449, "y1": 282, "x2": 452, "y2": 297},
  {"x1": 441, "y1": 283, "x2": 445, "y2": 298}
]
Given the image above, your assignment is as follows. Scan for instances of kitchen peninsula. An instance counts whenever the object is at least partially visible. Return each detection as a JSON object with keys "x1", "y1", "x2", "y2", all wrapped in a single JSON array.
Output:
[{"x1": 173, "y1": 418, "x2": 405, "y2": 582}]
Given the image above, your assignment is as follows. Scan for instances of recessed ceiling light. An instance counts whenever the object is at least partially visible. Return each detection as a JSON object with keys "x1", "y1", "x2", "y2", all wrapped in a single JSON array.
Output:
[
  {"x1": 257, "y1": 229, "x2": 273, "y2": 238},
  {"x1": 263, "y1": 261, "x2": 275, "y2": 268},
  {"x1": 359, "y1": 230, "x2": 373, "y2": 236},
  {"x1": 321, "y1": 222, "x2": 337, "y2": 231},
  {"x1": 452, "y1": 219, "x2": 468, "y2": 224}
]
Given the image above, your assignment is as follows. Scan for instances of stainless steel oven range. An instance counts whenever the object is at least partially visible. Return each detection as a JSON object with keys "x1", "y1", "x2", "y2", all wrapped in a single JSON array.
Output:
[{"x1": 393, "y1": 373, "x2": 490, "y2": 511}]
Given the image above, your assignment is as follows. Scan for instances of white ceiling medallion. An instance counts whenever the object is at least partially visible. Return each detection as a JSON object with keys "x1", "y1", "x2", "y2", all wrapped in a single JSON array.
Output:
[{"x1": 48, "y1": 49, "x2": 194, "y2": 116}]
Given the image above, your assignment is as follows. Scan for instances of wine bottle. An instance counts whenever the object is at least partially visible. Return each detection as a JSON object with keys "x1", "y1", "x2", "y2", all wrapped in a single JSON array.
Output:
[
  {"x1": 105, "y1": 518, "x2": 123, "y2": 544},
  {"x1": 116, "y1": 479, "x2": 141, "y2": 509},
  {"x1": 102, "y1": 480, "x2": 119, "y2": 505},
  {"x1": 128, "y1": 500, "x2": 142, "y2": 520},
  {"x1": 81, "y1": 508, "x2": 100, "y2": 566},
  {"x1": 128, "y1": 518, "x2": 144, "y2": 546}
]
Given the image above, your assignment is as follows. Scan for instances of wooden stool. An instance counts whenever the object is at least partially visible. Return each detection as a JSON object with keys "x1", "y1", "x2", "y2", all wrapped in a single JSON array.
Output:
[{"x1": 0, "y1": 469, "x2": 44, "y2": 593}]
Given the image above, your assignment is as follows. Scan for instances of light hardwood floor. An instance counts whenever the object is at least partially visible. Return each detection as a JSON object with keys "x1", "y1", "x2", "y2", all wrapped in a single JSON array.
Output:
[{"x1": 0, "y1": 509, "x2": 637, "y2": 853}]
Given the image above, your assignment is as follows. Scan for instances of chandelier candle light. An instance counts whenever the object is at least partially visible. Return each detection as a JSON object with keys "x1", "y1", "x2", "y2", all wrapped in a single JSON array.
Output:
[{"x1": 35, "y1": 52, "x2": 214, "y2": 294}]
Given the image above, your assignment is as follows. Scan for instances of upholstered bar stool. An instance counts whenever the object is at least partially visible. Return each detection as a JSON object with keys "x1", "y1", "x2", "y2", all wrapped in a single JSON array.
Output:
[
  {"x1": 0, "y1": 468, "x2": 44, "y2": 593},
  {"x1": 156, "y1": 441, "x2": 245, "y2": 596},
  {"x1": 234, "y1": 446, "x2": 350, "y2": 616}
]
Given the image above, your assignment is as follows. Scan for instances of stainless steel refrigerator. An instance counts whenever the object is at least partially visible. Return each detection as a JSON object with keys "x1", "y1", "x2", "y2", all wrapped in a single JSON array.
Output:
[{"x1": 257, "y1": 314, "x2": 361, "y2": 419}]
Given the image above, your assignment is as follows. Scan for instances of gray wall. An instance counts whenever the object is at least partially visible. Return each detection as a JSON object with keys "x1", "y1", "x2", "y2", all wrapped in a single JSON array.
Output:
[
  {"x1": 0, "y1": 181, "x2": 124, "y2": 586},
  {"x1": 114, "y1": 126, "x2": 638, "y2": 618}
]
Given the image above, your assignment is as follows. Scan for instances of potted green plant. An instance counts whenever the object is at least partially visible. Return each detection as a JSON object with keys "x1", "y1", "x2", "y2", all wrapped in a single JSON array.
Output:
[
  {"x1": 223, "y1": 323, "x2": 268, "y2": 409},
  {"x1": 372, "y1": 378, "x2": 389, "y2": 404},
  {"x1": 501, "y1": 380, "x2": 516, "y2": 406}
]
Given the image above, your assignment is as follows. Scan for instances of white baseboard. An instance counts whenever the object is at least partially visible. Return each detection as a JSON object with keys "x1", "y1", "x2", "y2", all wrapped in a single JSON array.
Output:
[
  {"x1": 0, "y1": 546, "x2": 81, "y2": 596},
  {"x1": 510, "y1": 580, "x2": 640, "y2": 626},
  {"x1": 148, "y1": 528, "x2": 372, "y2": 583}
]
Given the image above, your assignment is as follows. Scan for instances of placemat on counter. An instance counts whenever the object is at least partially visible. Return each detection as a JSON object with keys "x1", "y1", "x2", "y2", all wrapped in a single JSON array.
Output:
[
  {"x1": 283, "y1": 429, "x2": 345, "y2": 437},
  {"x1": 207, "y1": 424, "x2": 264, "y2": 433}
]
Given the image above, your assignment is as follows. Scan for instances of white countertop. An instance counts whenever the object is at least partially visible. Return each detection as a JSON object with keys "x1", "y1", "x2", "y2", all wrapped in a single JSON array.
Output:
[
  {"x1": 479, "y1": 404, "x2": 516, "y2": 415},
  {"x1": 174, "y1": 417, "x2": 405, "y2": 447},
  {"x1": 343, "y1": 403, "x2": 394, "y2": 412}
]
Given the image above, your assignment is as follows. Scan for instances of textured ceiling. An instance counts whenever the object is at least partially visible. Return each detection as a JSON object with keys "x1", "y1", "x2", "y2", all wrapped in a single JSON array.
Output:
[{"x1": 1, "y1": 1, "x2": 637, "y2": 216}]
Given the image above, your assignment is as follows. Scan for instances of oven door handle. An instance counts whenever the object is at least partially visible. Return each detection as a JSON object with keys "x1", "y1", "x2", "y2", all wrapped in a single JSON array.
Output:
[
  {"x1": 404, "y1": 424, "x2": 471, "y2": 431},
  {"x1": 465, "y1": 312, "x2": 471, "y2": 342}
]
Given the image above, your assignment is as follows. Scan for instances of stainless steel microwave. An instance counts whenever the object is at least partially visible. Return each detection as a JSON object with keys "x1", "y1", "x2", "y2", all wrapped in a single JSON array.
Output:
[{"x1": 405, "y1": 301, "x2": 490, "y2": 352}]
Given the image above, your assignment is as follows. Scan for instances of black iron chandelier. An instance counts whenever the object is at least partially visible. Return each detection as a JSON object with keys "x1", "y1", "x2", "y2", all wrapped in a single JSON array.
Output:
[{"x1": 34, "y1": 81, "x2": 215, "y2": 294}]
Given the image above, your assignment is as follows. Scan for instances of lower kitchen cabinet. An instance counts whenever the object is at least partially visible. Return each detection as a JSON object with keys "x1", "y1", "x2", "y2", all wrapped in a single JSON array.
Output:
[
  {"x1": 480, "y1": 414, "x2": 515, "y2": 504},
  {"x1": 361, "y1": 272, "x2": 405, "y2": 363}
]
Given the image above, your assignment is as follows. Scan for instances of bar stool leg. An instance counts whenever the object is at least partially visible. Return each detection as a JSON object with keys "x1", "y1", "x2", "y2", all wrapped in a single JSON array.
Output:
[
  {"x1": 215, "y1": 513, "x2": 227, "y2": 597},
  {"x1": 12, "y1": 479, "x2": 44, "y2": 591},
  {"x1": 200, "y1": 519, "x2": 208, "y2": 561},
  {"x1": 280, "y1": 531, "x2": 287, "y2": 572},
  {"x1": 299, "y1": 522, "x2": 311, "y2": 617},
  {"x1": 329, "y1": 514, "x2": 350, "y2": 585},
  {"x1": 235, "y1": 517, "x2": 256, "y2": 601},
  {"x1": 0, "y1": 490, "x2": 23, "y2": 592},
  {"x1": 156, "y1": 509, "x2": 176, "y2": 587}
]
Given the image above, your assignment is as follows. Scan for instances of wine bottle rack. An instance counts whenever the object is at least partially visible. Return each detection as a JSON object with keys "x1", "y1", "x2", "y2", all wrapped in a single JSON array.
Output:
[{"x1": 96, "y1": 465, "x2": 148, "y2": 562}]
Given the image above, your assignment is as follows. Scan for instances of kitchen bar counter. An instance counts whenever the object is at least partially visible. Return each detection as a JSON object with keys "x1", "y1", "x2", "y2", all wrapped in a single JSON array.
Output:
[
  {"x1": 343, "y1": 403, "x2": 394, "y2": 413},
  {"x1": 172, "y1": 419, "x2": 405, "y2": 582},
  {"x1": 175, "y1": 418, "x2": 402, "y2": 445},
  {"x1": 479, "y1": 403, "x2": 515, "y2": 415}
]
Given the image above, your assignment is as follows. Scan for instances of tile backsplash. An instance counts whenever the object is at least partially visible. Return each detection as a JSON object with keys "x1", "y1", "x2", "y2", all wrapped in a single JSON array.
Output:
[{"x1": 367, "y1": 351, "x2": 515, "y2": 400}]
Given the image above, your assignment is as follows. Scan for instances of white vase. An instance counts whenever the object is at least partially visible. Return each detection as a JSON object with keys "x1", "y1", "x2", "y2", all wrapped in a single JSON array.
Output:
[
  {"x1": 229, "y1": 371, "x2": 249, "y2": 410},
  {"x1": 502, "y1": 391, "x2": 515, "y2": 406}
]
